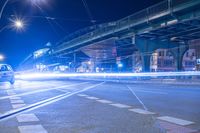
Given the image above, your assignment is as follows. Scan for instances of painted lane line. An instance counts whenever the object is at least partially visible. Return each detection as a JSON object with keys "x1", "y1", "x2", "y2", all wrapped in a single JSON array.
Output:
[
  {"x1": 9, "y1": 97, "x2": 21, "y2": 100},
  {"x1": 77, "y1": 94, "x2": 88, "y2": 97},
  {"x1": 12, "y1": 104, "x2": 26, "y2": 109},
  {"x1": 96, "y1": 99, "x2": 113, "y2": 104},
  {"x1": 10, "y1": 99, "x2": 24, "y2": 104},
  {"x1": 129, "y1": 108, "x2": 155, "y2": 115},
  {"x1": 7, "y1": 92, "x2": 16, "y2": 95},
  {"x1": 110, "y1": 103, "x2": 132, "y2": 108},
  {"x1": 18, "y1": 125, "x2": 48, "y2": 133},
  {"x1": 85, "y1": 96, "x2": 99, "y2": 100},
  {"x1": 0, "y1": 82, "x2": 105, "y2": 121},
  {"x1": 12, "y1": 84, "x2": 57, "y2": 91},
  {"x1": 127, "y1": 85, "x2": 148, "y2": 111},
  {"x1": 157, "y1": 116, "x2": 195, "y2": 126},
  {"x1": 55, "y1": 89, "x2": 70, "y2": 93},
  {"x1": 16, "y1": 114, "x2": 39, "y2": 122},
  {"x1": 0, "y1": 82, "x2": 89, "y2": 100}
]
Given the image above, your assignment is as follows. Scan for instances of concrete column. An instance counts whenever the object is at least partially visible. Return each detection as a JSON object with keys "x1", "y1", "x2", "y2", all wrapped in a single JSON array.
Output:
[
  {"x1": 171, "y1": 44, "x2": 188, "y2": 71},
  {"x1": 142, "y1": 55, "x2": 151, "y2": 72},
  {"x1": 135, "y1": 36, "x2": 185, "y2": 72}
]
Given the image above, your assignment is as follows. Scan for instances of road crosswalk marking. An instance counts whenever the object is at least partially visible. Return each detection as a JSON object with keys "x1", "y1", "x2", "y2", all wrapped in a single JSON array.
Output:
[
  {"x1": 110, "y1": 103, "x2": 131, "y2": 108},
  {"x1": 129, "y1": 108, "x2": 155, "y2": 115},
  {"x1": 16, "y1": 114, "x2": 39, "y2": 122},
  {"x1": 96, "y1": 99, "x2": 113, "y2": 104},
  {"x1": 77, "y1": 94, "x2": 88, "y2": 97},
  {"x1": 9, "y1": 97, "x2": 21, "y2": 100},
  {"x1": 85, "y1": 96, "x2": 99, "y2": 100},
  {"x1": 157, "y1": 116, "x2": 194, "y2": 126},
  {"x1": 12, "y1": 104, "x2": 26, "y2": 109},
  {"x1": 18, "y1": 125, "x2": 48, "y2": 133},
  {"x1": 10, "y1": 99, "x2": 24, "y2": 104}
]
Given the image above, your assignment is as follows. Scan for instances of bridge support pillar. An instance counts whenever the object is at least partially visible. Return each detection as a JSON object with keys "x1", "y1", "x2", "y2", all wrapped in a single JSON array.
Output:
[
  {"x1": 171, "y1": 44, "x2": 189, "y2": 71},
  {"x1": 142, "y1": 55, "x2": 151, "y2": 72},
  {"x1": 135, "y1": 36, "x2": 187, "y2": 72}
]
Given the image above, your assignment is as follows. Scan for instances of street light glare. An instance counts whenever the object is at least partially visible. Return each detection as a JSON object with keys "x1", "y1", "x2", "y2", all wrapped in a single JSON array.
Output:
[
  {"x1": 15, "y1": 20, "x2": 24, "y2": 29},
  {"x1": 0, "y1": 55, "x2": 4, "y2": 61}
]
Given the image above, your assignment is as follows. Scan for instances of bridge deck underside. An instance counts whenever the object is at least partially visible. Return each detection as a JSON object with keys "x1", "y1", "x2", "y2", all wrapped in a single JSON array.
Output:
[{"x1": 137, "y1": 18, "x2": 200, "y2": 43}]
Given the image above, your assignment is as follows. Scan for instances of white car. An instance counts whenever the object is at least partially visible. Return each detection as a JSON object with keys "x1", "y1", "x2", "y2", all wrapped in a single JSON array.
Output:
[{"x1": 0, "y1": 64, "x2": 15, "y2": 84}]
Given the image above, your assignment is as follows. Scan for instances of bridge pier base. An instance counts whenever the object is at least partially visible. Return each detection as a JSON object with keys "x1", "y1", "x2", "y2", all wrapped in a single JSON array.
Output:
[
  {"x1": 135, "y1": 37, "x2": 187, "y2": 72},
  {"x1": 171, "y1": 44, "x2": 189, "y2": 71}
]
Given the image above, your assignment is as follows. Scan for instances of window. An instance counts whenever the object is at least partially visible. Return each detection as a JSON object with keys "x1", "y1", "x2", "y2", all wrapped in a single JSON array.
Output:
[
  {"x1": 159, "y1": 51, "x2": 162, "y2": 57},
  {"x1": 186, "y1": 52, "x2": 189, "y2": 57},
  {"x1": 192, "y1": 52, "x2": 195, "y2": 57}
]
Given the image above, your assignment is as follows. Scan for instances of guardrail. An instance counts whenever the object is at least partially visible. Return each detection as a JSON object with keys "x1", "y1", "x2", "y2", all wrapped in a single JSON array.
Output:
[{"x1": 55, "y1": 0, "x2": 200, "y2": 54}]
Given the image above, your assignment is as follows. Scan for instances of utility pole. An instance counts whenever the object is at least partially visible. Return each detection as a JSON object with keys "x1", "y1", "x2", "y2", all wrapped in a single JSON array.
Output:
[{"x1": 73, "y1": 52, "x2": 76, "y2": 72}]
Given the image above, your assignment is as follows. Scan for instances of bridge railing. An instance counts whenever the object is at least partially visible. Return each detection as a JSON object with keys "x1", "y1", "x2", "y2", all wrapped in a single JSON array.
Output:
[
  {"x1": 55, "y1": 0, "x2": 198, "y2": 53},
  {"x1": 172, "y1": 0, "x2": 192, "y2": 6}
]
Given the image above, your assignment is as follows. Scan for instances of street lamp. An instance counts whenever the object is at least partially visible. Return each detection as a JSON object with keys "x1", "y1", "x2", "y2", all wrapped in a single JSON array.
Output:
[
  {"x1": 14, "y1": 20, "x2": 24, "y2": 29},
  {"x1": 0, "y1": 54, "x2": 4, "y2": 61},
  {"x1": 0, "y1": 18, "x2": 25, "y2": 33}
]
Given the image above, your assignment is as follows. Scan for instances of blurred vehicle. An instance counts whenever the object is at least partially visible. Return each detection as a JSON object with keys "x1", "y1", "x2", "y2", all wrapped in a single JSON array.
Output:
[{"x1": 0, "y1": 64, "x2": 15, "y2": 84}]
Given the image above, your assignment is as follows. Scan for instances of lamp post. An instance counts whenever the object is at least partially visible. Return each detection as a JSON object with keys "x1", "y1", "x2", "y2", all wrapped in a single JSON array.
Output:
[
  {"x1": 14, "y1": 19, "x2": 24, "y2": 29},
  {"x1": 0, "y1": 54, "x2": 4, "y2": 61},
  {"x1": 0, "y1": 19, "x2": 24, "y2": 33}
]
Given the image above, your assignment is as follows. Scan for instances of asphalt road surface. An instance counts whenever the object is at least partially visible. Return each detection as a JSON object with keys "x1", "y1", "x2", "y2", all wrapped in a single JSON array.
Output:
[{"x1": 0, "y1": 80, "x2": 200, "y2": 133}]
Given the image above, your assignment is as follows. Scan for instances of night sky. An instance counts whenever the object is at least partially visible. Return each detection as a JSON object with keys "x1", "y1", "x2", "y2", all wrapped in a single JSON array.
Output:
[{"x1": 0, "y1": 0, "x2": 162, "y2": 69}]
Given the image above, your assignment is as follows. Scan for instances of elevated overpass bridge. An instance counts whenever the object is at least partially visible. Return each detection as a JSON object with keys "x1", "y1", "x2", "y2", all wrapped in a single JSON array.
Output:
[{"x1": 27, "y1": 0, "x2": 200, "y2": 72}]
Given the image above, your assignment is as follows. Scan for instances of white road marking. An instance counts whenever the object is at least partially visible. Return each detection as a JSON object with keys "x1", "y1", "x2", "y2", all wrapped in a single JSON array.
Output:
[
  {"x1": 0, "y1": 82, "x2": 105, "y2": 121},
  {"x1": 127, "y1": 85, "x2": 148, "y2": 111},
  {"x1": 110, "y1": 103, "x2": 131, "y2": 108},
  {"x1": 0, "y1": 82, "x2": 89, "y2": 100},
  {"x1": 55, "y1": 89, "x2": 70, "y2": 93},
  {"x1": 129, "y1": 108, "x2": 155, "y2": 115},
  {"x1": 18, "y1": 125, "x2": 47, "y2": 133},
  {"x1": 157, "y1": 116, "x2": 194, "y2": 126},
  {"x1": 77, "y1": 94, "x2": 88, "y2": 97},
  {"x1": 7, "y1": 92, "x2": 16, "y2": 95},
  {"x1": 16, "y1": 114, "x2": 39, "y2": 122},
  {"x1": 10, "y1": 99, "x2": 24, "y2": 104},
  {"x1": 9, "y1": 97, "x2": 21, "y2": 100},
  {"x1": 12, "y1": 104, "x2": 26, "y2": 109},
  {"x1": 96, "y1": 99, "x2": 113, "y2": 104},
  {"x1": 85, "y1": 96, "x2": 99, "y2": 100}
]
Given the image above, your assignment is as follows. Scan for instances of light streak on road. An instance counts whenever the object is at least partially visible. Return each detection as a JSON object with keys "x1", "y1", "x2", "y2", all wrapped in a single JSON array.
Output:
[{"x1": 16, "y1": 71, "x2": 200, "y2": 80}]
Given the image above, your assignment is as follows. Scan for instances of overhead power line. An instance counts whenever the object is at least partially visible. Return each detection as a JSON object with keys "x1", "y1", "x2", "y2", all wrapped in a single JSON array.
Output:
[{"x1": 81, "y1": 0, "x2": 96, "y2": 24}]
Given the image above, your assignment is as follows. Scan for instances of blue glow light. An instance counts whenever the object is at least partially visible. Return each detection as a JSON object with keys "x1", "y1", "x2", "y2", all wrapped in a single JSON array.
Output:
[{"x1": 118, "y1": 63, "x2": 123, "y2": 68}]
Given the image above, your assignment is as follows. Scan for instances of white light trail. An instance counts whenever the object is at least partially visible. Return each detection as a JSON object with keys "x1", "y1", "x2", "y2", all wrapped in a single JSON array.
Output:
[{"x1": 15, "y1": 71, "x2": 200, "y2": 80}]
